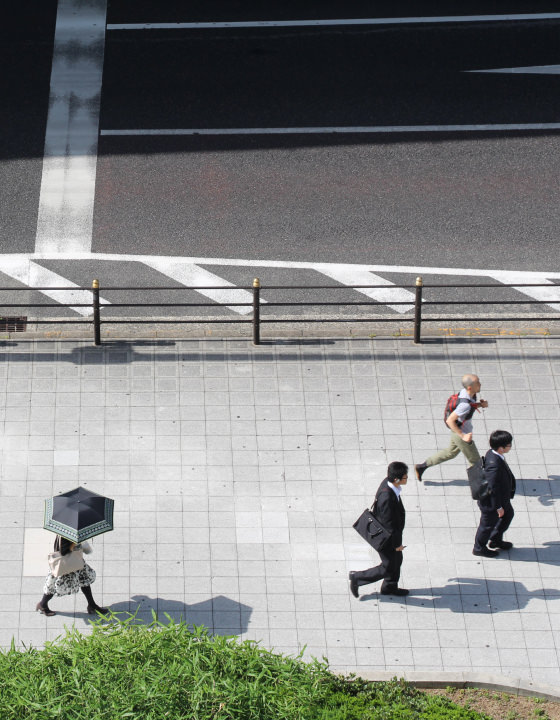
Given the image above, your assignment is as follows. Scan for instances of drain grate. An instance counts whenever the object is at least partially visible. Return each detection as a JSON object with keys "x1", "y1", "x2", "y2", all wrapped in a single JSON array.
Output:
[{"x1": 0, "y1": 316, "x2": 27, "y2": 332}]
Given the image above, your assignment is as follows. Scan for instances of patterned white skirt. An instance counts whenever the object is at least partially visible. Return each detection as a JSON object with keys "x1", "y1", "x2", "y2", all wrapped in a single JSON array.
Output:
[{"x1": 43, "y1": 563, "x2": 96, "y2": 597}]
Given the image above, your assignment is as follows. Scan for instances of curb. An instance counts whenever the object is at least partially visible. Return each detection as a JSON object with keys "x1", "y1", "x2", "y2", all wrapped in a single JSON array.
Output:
[
  {"x1": 2, "y1": 327, "x2": 559, "y2": 342},
  {"x1": 351, "y1": 671, "x2": 560, "y2": 701}
]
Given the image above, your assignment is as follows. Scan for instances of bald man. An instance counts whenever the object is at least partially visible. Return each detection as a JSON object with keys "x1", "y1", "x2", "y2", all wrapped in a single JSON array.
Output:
[{"x1": 415, "y1": 374, "x2": 488, "y2": 482}]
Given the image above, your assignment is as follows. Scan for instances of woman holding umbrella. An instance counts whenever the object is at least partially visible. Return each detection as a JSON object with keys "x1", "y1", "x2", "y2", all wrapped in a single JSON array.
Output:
[
  {"x1": 37, "y1": 535, "x2": 108, "y2": 616},
  {"x1": 37, "y1": 486, "x2": 114, "y2": 617}
]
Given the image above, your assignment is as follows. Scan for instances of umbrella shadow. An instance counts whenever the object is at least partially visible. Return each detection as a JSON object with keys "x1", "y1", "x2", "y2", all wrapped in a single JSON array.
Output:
[
  {"x1": 81, "y1": 594, "x2": 252, "y2": 636},
  {"x1": 359, "y1": 576, "x2": 560, "y2": 612}
]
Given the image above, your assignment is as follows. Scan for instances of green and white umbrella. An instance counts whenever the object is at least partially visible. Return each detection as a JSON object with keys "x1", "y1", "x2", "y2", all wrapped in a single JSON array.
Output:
[{"x1": 44, "y1": 486, "x2": 114, "y2": 543}]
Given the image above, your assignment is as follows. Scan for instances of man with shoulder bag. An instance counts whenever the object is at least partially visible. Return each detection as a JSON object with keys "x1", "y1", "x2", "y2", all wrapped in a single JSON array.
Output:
[
  {"x1": 349, "y1": 461, "x2": 409, "y2": 598},
  {"x1": 473, "y1": 430, "x2": 516, "y2": 558}
]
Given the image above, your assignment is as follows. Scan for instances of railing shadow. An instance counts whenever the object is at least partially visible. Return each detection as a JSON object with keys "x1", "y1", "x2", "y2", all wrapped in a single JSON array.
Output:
[{"x1": 1, "y1": 335, "x2": 559, "y2": 364}]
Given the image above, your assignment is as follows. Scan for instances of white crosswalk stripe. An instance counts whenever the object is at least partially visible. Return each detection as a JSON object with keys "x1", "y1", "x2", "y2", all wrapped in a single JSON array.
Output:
[
  {"x1": 0, "y1": 257, "x2": 110, "y2": 316},
  {"x1": 315, "y1": 266, "x2": 416, "y2": 313},
  {"x1": 488, "y1": 271, "x2": 560, "y2": 312},
  {"x1": 142, "y1": 259, "x2": 257, "y2": 315}
]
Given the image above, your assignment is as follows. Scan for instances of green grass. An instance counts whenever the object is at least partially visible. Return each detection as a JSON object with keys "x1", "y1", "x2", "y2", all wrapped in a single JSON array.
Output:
[{"x1": 0, "y1": 614, "x2": 492, "y2": 720}]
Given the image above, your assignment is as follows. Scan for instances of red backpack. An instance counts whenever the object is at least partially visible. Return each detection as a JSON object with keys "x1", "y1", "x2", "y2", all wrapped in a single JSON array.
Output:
[{"x1": 444, "y1": 393, "x2": 479, "y2": 427}]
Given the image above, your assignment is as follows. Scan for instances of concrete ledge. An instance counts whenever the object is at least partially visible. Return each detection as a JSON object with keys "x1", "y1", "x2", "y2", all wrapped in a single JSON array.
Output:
[{"x1": 351, "y1": 671, "x2": 560, "y2": 701}]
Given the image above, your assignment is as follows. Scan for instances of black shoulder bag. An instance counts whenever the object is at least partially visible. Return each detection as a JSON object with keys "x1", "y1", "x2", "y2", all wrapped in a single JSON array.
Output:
[
  {"x1": 467, "y1": 457, "x2": 491, "y2": 501},
  {"x1": 353, "y1": 497, "x2": 391, "y2": 552}
]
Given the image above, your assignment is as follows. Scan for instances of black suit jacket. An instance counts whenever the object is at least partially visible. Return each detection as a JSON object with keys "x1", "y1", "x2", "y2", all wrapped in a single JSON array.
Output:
[
  {"x1": 374, "y1": 478, "x2": 406, "y2": 550},
  {"x1": 479, "y1": 449, "x2": 516, "y2": 512}
]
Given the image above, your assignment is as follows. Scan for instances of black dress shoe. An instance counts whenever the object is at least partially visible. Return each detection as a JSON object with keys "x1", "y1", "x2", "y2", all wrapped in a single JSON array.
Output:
[
  {"x1": 349, "y1": 572, "x2": 359, "y2": 598},
  {"x1": 472, "y1": 547, "x2": 499, "y2": 558},
  {"x1": 489, "y1": 540, "x2": 513, "y2": 550},
  {"x1": 415, "y1": 463, "x2": 427, "y2": 482},
  {"x1": 36, "y1": 602, "x2": 56, "y2": 617},
  {"x1": 87, "y1": 605, "x2": 110, "y2": 615},
  {"x1": 380, "y1": 587, "x2": 409, "y2": 596}
]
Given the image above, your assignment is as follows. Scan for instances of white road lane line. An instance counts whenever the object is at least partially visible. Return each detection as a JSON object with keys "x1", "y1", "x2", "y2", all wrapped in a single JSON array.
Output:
[
  {"x1": 316, "y1": 268, "x2": 416, "y2": 313},
  {"x1": 101, "y1": 124, "x2": 560, "y2": 136},
  {"x1": 8, "y1": 253, "x2": 560, "y2": 279},
  {"x1": 141, "y1": 259, "x2": 259, "y2": 315},
  {"x1": 488, "y1": 272, "x2": 560, "y2": 312},
  {"x1": 35, "y1": 0, "x2": 107, "y2": 255},
  {"x1": 107, "y1": 14, "x2": 560, "y2": 30},
  {"x1": 0, "y1": 258, "x2": 110, "y2": 317},
  {"x1": 467, "y1": 64, "x2": 560, "y2": 74}
]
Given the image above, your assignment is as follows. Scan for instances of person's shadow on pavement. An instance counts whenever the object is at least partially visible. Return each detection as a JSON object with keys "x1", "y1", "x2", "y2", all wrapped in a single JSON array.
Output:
[
  {"x1": 80, "y1": 594, "x2": 252, "y2": 636},
  {"x1": 507, "y1": 542, "x2": 560, "y2": 566},
  {"x1": 423, "y1": 478, "x2": 468, "y2": 488},
  {"x1": 360, "y1": 577, "x2": 560, "y2": 612},
  {"x1": 423, "y1": 477, "x2": 559, "y2": 508}
]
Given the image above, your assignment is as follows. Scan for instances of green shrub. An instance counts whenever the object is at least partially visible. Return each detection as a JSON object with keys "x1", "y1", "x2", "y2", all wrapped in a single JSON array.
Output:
[{"x1": 0, "y1": 614, "x2": 491, "y2": 720}]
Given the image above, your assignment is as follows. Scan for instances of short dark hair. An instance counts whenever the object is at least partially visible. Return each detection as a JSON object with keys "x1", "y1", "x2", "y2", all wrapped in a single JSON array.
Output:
[
  {"x1": 489, "y1": 430, "x2": 513, "y2": 451},
  {"x1": 387, "y1": 461, "x2": 409, "y2": 482}
]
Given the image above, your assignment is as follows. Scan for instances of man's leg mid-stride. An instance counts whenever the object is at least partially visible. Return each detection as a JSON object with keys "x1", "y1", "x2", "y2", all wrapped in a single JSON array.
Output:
[{"x1": 416, "y1": 434, "x2": 480, "y2": 480}]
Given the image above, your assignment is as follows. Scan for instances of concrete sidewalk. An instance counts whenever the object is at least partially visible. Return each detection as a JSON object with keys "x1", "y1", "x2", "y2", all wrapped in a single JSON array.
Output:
[{"x1": 1, "y1": 336, "x2": 560, "y2": 687}]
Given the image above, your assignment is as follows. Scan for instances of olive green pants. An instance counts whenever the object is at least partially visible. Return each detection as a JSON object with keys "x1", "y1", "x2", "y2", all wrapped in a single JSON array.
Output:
[{"x1": 425, "y1": 433, "x2": 480, "y2": 468}]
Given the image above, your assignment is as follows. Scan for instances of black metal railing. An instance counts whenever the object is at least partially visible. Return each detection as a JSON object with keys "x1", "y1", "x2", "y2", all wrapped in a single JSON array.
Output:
[{"x1": 0, "y1": 277, "x2": 558, "y2": 345}]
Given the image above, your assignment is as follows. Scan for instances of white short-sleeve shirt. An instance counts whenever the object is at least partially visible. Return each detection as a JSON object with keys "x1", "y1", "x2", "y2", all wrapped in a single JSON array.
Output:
[{"x1": 454, "y1": 388, "x2": 476, "y2": 434}]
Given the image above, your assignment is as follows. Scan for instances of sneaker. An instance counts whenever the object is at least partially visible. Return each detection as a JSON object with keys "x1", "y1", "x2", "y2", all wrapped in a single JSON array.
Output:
[
  {"x1": 472, "y1": 547, "x2": 499, "y2": 558},
  {"x1": 415, "y1": 463, "x2": 427, "y2": 482},
  {"x1": 489, "y1": 540, "x2": 513, "y2": 550},
  {"x1": 349, "y1": 572, "x2": 359, "y2": 598},
  {"x1": 380, "y1": 587, "x2": 409, "y2": 596}
]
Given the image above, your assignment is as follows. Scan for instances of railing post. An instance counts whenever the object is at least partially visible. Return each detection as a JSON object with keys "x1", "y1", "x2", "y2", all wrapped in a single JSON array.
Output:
[
  {"x1": 252, "y1": 278, "x2": 260, "y2": 345},
  {"x1": 92, "y1": 279, "x2": 101, "y2": 346},
  {"x1": 413, "y1": 276, "x2": 423, "y2": 344}
]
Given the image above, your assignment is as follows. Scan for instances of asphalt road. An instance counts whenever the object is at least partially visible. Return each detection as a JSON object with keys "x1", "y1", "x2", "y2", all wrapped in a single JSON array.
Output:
[
  {"x1": 1, "y1": 2, "x2": 559, "y2": 321},
  {"x1": 106, "y1": 0, "x2": 560, "y2": 24},
  {"x1": 0, "y1": 0, "x2": 57, "y2": 254},
  {"x1": 95, "y1": 6, "x2": 560, "y2": 271}
]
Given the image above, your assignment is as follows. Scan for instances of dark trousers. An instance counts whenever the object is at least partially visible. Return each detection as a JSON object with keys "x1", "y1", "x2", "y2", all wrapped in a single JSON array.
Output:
[
  {"x1": 474, "y1": 503, "x2": 514, "y2": 551},
  {"x1": 353, "y1": 547, "x2": 403, "y2": 590}
]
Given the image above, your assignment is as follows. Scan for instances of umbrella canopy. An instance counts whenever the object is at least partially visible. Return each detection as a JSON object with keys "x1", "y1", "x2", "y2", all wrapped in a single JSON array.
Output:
[{"x1": 44, "y1": 486, "x2": 114, "y2": 543}]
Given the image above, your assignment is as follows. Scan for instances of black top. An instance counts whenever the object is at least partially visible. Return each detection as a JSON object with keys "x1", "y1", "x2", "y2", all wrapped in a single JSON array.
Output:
[
  {"x1": 374, "y1": 478, "x2": 406, "y2": 550},
  {"x1": 479, "y1": 449, "x2": 516, "y2": 511}
]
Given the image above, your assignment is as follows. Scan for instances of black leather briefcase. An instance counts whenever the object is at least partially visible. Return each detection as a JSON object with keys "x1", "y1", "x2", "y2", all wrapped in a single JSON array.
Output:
[
  {"x1": 467, "y1": 458, "x2": 490, "y2": 501},
  {"x1": 353, "y1": 503, "x2": 391, "y2": 552}
]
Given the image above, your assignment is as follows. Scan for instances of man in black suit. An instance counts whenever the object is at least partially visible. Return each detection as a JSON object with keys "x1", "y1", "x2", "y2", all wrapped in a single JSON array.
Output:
[
  {"x1": 473, "y1": 430, "x2": 516, "y2": 558},
  {"x1": 349, "y1": 461, "x2": 409, "y2": 598}
]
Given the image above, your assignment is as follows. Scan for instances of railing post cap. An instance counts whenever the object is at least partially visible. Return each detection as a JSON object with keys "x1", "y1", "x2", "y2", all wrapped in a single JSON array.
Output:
[
  {"x1": 415, "y1": 276, "x2": 423, "y2": 286},
  {"x1": 253, "y1": 278, "x2": 260, "y2": 288},
  {"x1": 92, "y1": 279, "x2": 99, "y2": 289}
]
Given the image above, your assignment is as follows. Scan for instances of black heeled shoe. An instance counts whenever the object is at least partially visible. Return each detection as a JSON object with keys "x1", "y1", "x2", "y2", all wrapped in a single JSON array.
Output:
[
  {"x1": 87, "y1": 605, "x2": 109, "y2": 615},
  {"x1": 36, "y1": 602, "x2": 56, "y2": 617}
]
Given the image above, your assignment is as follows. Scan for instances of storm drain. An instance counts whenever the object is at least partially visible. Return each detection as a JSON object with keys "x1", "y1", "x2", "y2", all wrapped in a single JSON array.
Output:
[{"x1": 0, "y1": 317, "x2": 27, "y2": 332}]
